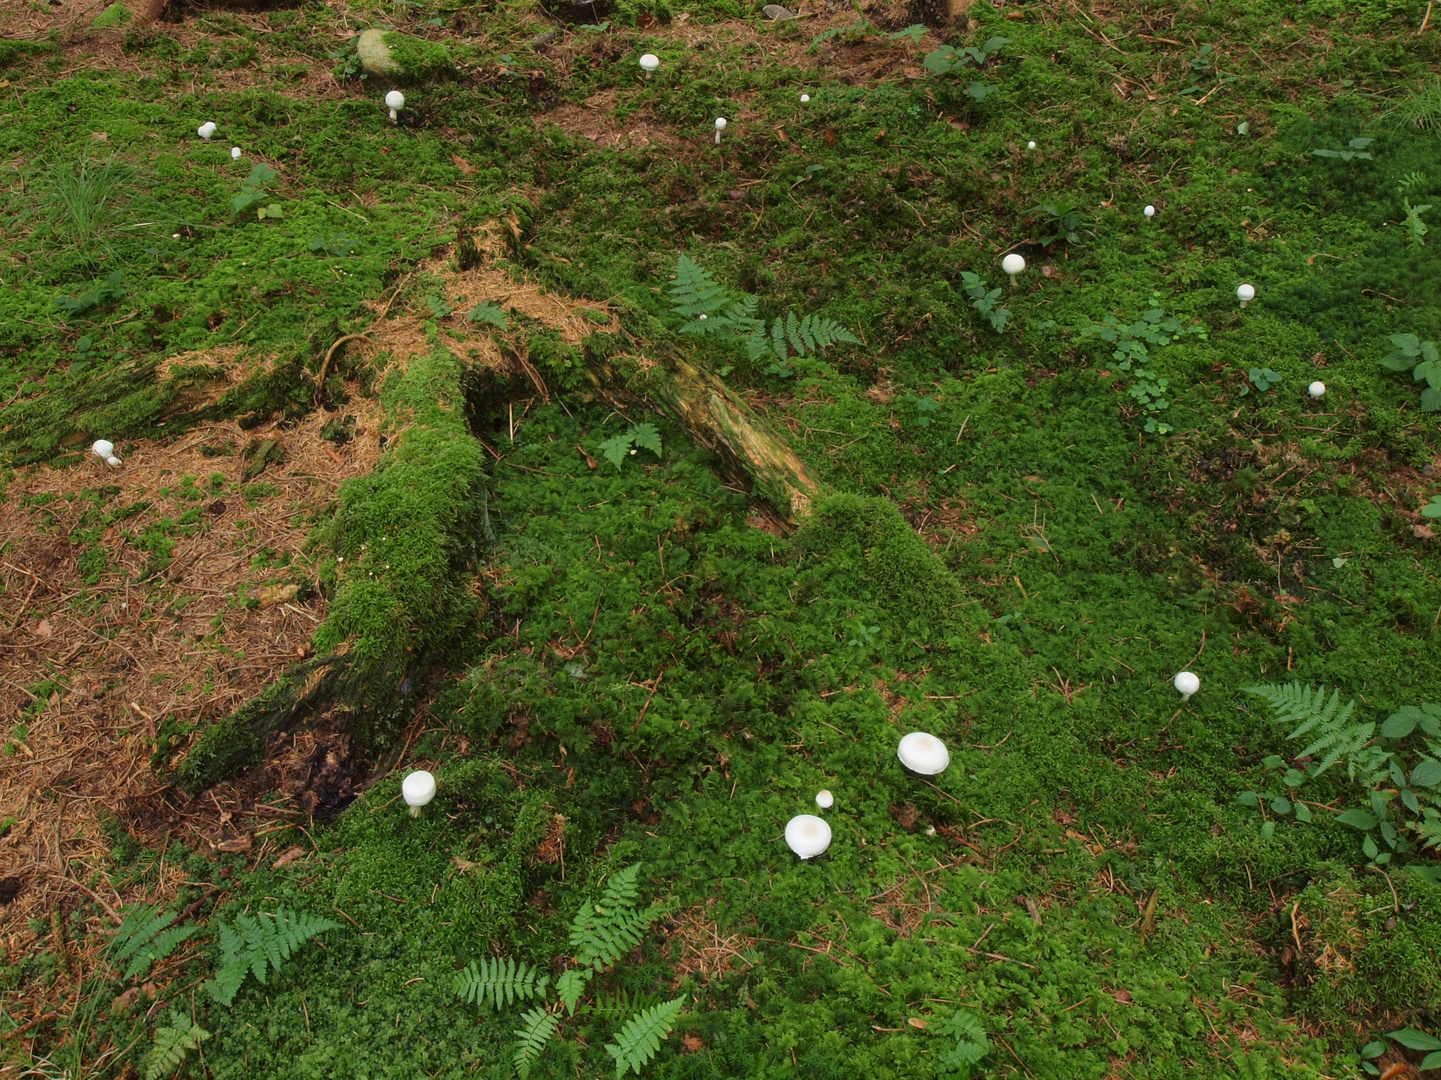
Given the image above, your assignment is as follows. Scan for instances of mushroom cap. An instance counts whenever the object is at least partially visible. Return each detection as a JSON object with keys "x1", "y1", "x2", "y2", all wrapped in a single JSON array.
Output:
[
  {"x1": 1236, "y1": 283, "x2": 1256, "y2": 301},
  {"x1": 1001, "y1": 253, "x2": 1026, "y2": 276},
  {"x1": 815, "y1": 789, "x2": 834, "y2": 809},
  {"x1": 385, "y1": 91, "x2": 406, "y2": 110},
  {"x1": 1026, "y1": 140, "x2": 1037, "y2": 150},
  {"x1": 1143, "y1": 204, "x2": 1155, "y2": 217},
  {"x1": 897, "y1": 732, "x2": 950, "y2": 775},
  {"x1": 785, "y1": 814, "x2": 832, "y2": 859},
  {"x1": 1173, "y1": 671, "x2": 1200, "y2": 696},
  {"x1": 639, "y1": 53, "x2": 659, "y2": 70},
  {"x1": 800, "y1": 93, "x2": 810, "y2": 102},
  {"x1": 715, "y1": 117, "x2": 727, "y2": 130},
  {"x1": 92, "y1": 439, "x2": 115, "y2": 459},
  {"x1": 401, "y1": 769, "x2": 436, "y2": 808},
  {"x1": 197, "y1": 123, "x2": 215, "y2": 139},
  {"x1": 1308, "y1": 381, "x2": 1326, "y2": 398},
  {"x1": 230, "y1": 147, "x2": 242, "y2": 159}
]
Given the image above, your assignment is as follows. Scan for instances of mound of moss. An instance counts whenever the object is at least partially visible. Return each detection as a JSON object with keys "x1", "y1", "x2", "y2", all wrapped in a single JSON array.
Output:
[{"x1": 356, "y1": 29, "x2": 453, "y2": 84}]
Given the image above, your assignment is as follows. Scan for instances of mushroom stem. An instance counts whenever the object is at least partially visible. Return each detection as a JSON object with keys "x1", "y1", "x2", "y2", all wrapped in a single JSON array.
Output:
[{"x1": 408, "y1": 804, "x2": 422, "y2": 818}]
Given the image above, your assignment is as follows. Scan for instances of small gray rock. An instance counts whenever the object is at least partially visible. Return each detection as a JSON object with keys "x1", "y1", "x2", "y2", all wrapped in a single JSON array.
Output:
[
  {"x1": 531, "y1": 28, "x2": 561, "y2": 48},
  {"x1": 762, "y1": 3, "x2": 796, "y2": 18}
]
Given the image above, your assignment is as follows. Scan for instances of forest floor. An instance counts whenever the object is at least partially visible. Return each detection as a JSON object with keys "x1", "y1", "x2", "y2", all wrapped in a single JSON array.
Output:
[{"x1": 1, "y1": 0, "x2": 1440, "y2": 1076}]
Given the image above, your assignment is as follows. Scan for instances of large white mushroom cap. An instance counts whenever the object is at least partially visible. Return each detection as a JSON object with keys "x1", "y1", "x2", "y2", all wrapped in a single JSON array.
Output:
[
  {"x1": 92, "y1": 440, "x2": 114, "y2": 460},
  {"x1": 1308, "y1": 381, "x2": 1326, "y2": 399},
  {"x1": 1236, "y1": 283, "x2": 1256, "y2": 303},
  {"x1": 402, "y1": 770, "x2": 436, "y2": 814},
  {"x1": 785, "y1": 814, "x2": 832, "y2": 859},
  {"x1": 897, "y1": 732, "x2": 950, "y2": 775},
  {"x1": 714, "y1": 117, "x2": 727, "y2": 131},
  {"x1": 197, "y1": 122, "x2": 216, "y2": 140},
  {"x1": 1001, "y1": 253, "x2": 1026, "y2": 277},
  {"x1": 385, "y1": 91, "x2": 406, "y2": 111},
  {"x1": 639, "y1": 53, "x2": 659, "y2": 72},
  {"x1": 1174, "y1": 671, "x2": 1200, "y2": 700}
]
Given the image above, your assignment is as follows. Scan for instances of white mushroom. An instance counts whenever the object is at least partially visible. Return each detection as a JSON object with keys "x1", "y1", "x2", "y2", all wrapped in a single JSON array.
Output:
[
  {"x1": 639, "y1": 53, "x2": 659, "y2": 77},
  {"x1": 897, "y1": 732, "x2": 950, "y2": 775},
  {"x1": 197, "y1": 122, "x2": 216, "y2": 140},
  {"x1": 785, "y1": 814, "x2": 832, "y2": 859},
  {"x1": 815, "y1": 789, "x2": 834, "y2": 810},
  {"x1": 1001, "y1": 252, "x2": 1026, "y2": 286},
  {"x1": 800, "y1": 93, "x2": 810, "y2": 103},
  {"x1": 385, "y1": 90, "x2": 406, "y2": 122},
  {"x1": 1308, "y1": 380, "x2": 1326, "y2": 399},
  {"x1": 1143, "y1": 204, "x2": 1155, "y2": 219},
  {"x1": 1236, "y1": 283, "x2": 1255, "y2": 309},
  {"x1": 1173, "y1": 671, "x2": 1200, "y2": 702},
  {"x1": 714, "y1": 117, "x2": 727, "y2": 144},
  {"x1": 92, "y1": 439, "x2": 122, "y2": 467},
  {"x1": 230, "y1": 147, "x2": 242, "y2": 160},
  {"x1": 1026, "y1": 140, "x2": 1037, "y2": 150},
  {"x1": 401, "y1": 769, "x2": 436, "y2": 817}
]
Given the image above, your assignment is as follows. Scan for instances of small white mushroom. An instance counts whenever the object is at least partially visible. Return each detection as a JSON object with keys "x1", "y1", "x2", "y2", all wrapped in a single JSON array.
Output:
[
  {"x1": 815, "y1": 789, "x2": 834, "y2": 810},
  {"x1": 785, "y1": 814, "x2": 832, "y2": 859},
  {"x1": 230, "y1": 147, "x2": 242, "y2": 160},
  {"x1": 401, "y1": 769, "x2": 436, "y2": 817},
  {"x1": 92, "y1": 439, "x2": 121, "y2": 467},
  {"x1": 1026, "y1": 140, "x2": 1037, "y2": 150},
  {"x1": 714, "y1": 117, "x2": 727, "y2": 144},
  {"x1": 639, "y1": 53, "x2": 659, "y2": 77},
  {"x1": 1143, "y1": 204, "x2": 1155, "y2": 219},
  {"x1": 1174, "y1": 671, "x2": 1200, "y2": 702},
  {"x1": 197, "y1": 122, "x2": 216, "y2": 140},
  {"x1": 1308, "y1": 380, "x2": 1326, "y2": 399},
  {"x1": 800, "y1": 93, "x2": 810, "y2": 103},
  {"x1": 1001, "y1": 252, "x2": 1026, "y2": 286},
  {"x1": 385, "y1": 90, "x2": 406, "y2": 122},
  {"x1": 897, "y1": 732, "x2": 950, "y2": 775},
  {"x1": 1236, "y1": 283, "x2": 1255, "y2": 309}
]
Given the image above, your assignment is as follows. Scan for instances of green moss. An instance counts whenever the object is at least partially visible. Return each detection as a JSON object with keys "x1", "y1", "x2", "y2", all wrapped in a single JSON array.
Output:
[{"x1": 90, "y1": 2, "x2": 132, "y2": 28}]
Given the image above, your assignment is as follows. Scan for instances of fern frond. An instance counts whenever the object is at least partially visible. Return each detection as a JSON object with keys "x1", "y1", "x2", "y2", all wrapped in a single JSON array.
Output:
[
  {"x1": 453, "y1": 956, "x2": 550, "y2": 1011},
  {"x1": 111, "y1": 905, "x2": 201, "y2": 981},
  {"x1": 604, "y1": 996, "x2": 685, "y2": 1077},
  {"x1": 668, "y1": 256, "x2": 732, "y2": 319},
  {"x1": 512, "y1": 1006, "x2": 560, "y2": 1080},
  {"x1": 1243, "y1": 683, "x2": 1379, "y2": 780},
  {"x1": 208, "y1": 908, "x2": 340, "y2": 1006},
  {"x1": 142, "y1": 1013, "x2": 210, "y2": 1080},
  {"x1": 556, "y1": 968, "x2": 592, "y2": 1015},
  {"x1": 570, "y1": 863, "x2": 660, "y2": 971}
]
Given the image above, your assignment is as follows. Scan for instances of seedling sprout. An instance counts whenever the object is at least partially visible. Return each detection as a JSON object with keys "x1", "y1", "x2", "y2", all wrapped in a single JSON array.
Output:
[{"x1": 785, "y1": 814, "x2": 832, "y2": 859}]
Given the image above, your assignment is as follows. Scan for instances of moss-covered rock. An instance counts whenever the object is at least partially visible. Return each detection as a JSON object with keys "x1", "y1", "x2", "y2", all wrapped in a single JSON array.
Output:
[{"x1": 356, "y1": 29, "x2": 453, "y2": 84}]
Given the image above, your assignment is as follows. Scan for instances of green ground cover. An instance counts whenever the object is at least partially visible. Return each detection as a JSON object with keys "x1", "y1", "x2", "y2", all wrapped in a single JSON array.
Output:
[{"x1": 3, "y1": 0, "x2": 1441, "y2": 1076}]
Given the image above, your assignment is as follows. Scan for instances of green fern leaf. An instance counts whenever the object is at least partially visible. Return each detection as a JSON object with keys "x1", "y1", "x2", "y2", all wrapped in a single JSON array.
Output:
[
  {"x1": 669, "y1": 256, "x2": 731, "y2": 318},
  {"x1": 629, "y1": 423, "x2": 663, "y2": 459},
  {"x1": 556, "y1": 968, "x2": 592, "y2": 1015},
  {"x1": 604, "y1": 996, "x2": 685, "y2": 1076},
  {"x1": 770, "y1": 315, "x2": 790, "y2": 362},
  {"x1": 1243, "y1": 683, "x2": 1379, "y2": 780},
  {"x1": 570, "y1": 863, "x2": 660, "y2": 971},
  {"x1": 512, "y1": 1006, "x2": 560, "y2": 1080},
  {"x1": 142, "y1": 1012, "x2": 210, "y2": 1080},
  {"x1": 111, "y1": 905, "x2": 202, "y2": 981},
  {"x1": 453, "y1": 956, "x2": 550, "y2": 1011},
  {"x1": 207, "y1": 909, "x2": 339, "y2": 1006}
]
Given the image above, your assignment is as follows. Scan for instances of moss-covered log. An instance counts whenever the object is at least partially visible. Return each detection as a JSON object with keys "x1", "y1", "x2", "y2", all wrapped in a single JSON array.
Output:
[{"x1": 174, "y1": 347, "x2": 491, "y2": 793}]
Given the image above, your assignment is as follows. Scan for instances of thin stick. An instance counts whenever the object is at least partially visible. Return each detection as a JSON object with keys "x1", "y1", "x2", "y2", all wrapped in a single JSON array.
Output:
[
  {"x1": 631, "y1": 667, "x2": 665, "y2": 731},
  {"x1": 1419, "y1": 0, "x2": 1433, "y2": 33},
  {"x1": 314, "y1": 334, "x2": 372, "y2": 400}
]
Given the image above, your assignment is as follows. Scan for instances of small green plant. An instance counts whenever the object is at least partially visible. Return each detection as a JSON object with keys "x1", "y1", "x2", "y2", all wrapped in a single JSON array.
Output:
[
  {"x1": 42, "y1": 154, "x2": 135, "y2": 263},
  {"x1": 1026, "y1": 200, "x2": 1089, "y2": 246},
  {"x1": 959, "y1": 272, "x2": 1010, "y2": 332},
  {"x1": 1242, "y1": 686, "x2": 1441, "y2": 874},
  {"x1": 1384, "y1": 80, "x2": 1441, "y2": 133},
  {"x1": 308, "y1": 234, "x2": 356, "y2": 257},
  {"x1": 902, "y1": 394, "x2": 940, "y2": 427},
  {"x1": 923, "y1": 35, "x2": 1008, "y2": 74},
  {"x1": 1403, "y1": 197, "x2": 1431, "y2": 246},
  {"x1": 468, "y1": 301, "x2": 509, "y2": 329},
  {"x1": 53, "y1": 269, "x2": 125, "y2": 317},
  {"x1": 424, "y1": 293, "x2": 453, "y2": 319},
  {"x1": 1081, "y1": 303, "x2": 1207, "y2": 434},
  {"x1": 932, "y1": 1009, "x2": 991, "y2": 1079},
  {"x1": 1422, "y1": 495, "x2": 1441, "y2": 518},
  {"x1": 109, "y1": 904, "x2": 202, "y2": 981},
  {"x1": 453, "y1": 863, "x2": 680, "y2": 1078},
  {"x1": 207, "y1": 908, "x2": 340, "y2": 1005},
  {"x1": 668, "y1": 256, "x2": 859, "y2": 370},
  {"x1": 597, "y1": 423, "x2": 663, "y2": 470},
  {"x1": 327, "y1": 33, "x2": 364, "y2": 80},
  {"x1": 1246, "y1": 366, "x2": 1282, "y2": 393},
  {"x1": 1359, "y1": 1029, "x2": 1441, "y2": 1075},
  {"x1": 230, "y1": 163, "x2": 279, "y2": 216},
  {"x1": 1312, "y1": 137, "x2": 1375, "y2": 162},
  {"x1": 843, "y1": 618, "x2": 880, "y2": 649},
  {"x1": 1378, "y1": 333, "x2": 1441, "y2": 411},
  {"x1": 142, "y1": 1013, "x2": 210, "y2": 1080}
]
